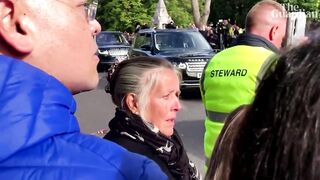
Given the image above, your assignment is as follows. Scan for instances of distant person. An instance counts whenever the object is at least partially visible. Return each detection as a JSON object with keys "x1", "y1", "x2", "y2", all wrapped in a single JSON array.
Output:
[
  {"x1": 306, "y1": 19, "x2": 320, "y2": 38},
  {"x1": 166, "y1": 21, "x2": 177, "y2": 29},
  {"x1": 0, "y1": 0, "x2": 166, "y2": 179},
  {"x1": 123, "y1": 30, "x2": 133, "y2": 44},
  {"x1": 104, "y1": 57, "x2": 201, "y2": 180},
  {"x1": 206, "y1": 34, "x2": 320, "y2": 180},
  {"x1": 222, "y1": 19, "x2": 234, "y2": 47},
  {"x1": 142, "y1": 23, "x2": 150, "y2": 29},
  {"x1": 200, "y1": 0, "x2": 287, "y2": 168},
  {"x1": 188, "y1": 23, "x2": 198, "y2": 30},
  {"x1": 135, "y1": 23, "x2": 142, "y2": 33}
]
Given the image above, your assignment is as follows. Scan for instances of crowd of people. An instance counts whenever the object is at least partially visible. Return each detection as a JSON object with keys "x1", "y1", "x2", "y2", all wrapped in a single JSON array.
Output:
[
  {"x1": 0, "y1": 0, "x2": 319, "y2": 180},
  {"x1": 195, "y1": 19, "x2": 244, "y2": 50}
]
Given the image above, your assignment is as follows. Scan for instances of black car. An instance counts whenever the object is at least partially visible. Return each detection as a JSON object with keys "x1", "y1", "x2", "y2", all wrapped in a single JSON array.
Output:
[
  {"x1": 96, "y1": 31, "x2": 130, "y2": 72},
  {"x1": 128, "y1": 29, "x2": 217, "y2": 89}
]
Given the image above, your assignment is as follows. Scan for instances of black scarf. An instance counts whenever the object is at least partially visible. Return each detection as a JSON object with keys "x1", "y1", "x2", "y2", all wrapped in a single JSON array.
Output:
[{"x1": 106, "y1": 109, "x2": 200, "y2": 180}]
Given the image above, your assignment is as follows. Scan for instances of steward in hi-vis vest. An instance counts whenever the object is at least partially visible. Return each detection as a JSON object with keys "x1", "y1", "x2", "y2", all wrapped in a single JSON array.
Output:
[{"x1": 200, "y1": 33, "x2": 279, "y2": 167}]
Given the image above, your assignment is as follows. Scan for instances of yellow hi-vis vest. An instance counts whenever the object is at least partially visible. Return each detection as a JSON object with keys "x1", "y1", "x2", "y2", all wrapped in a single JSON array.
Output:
[{"x1": 200, "y1": 45, "x2": 275, "y2": 166}]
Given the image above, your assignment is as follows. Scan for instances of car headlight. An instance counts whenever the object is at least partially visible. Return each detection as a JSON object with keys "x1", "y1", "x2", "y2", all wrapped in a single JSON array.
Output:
[
  {"x1": 172, "y1": 62, "x2": 178, "y2": 67},
  {"x1": 178, "y1": 63, "x2": 187, "y2": 69},
  {"x1": 98, "y1": 49, "x2": 109, "y2": 55}
]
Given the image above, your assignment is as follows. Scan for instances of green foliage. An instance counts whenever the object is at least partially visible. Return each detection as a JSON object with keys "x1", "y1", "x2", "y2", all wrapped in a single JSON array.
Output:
[
  {"x1": 96, "y1": 0, "x2": 193, "y2": 31},
  {"x1": 209, "y1": 0, "x2": 319, "y2": 27},
  {"x1": 97, "y1": 0, "x2": 150, "y2": 32},
  {"x1": 278, "y1": 0, "x2": 320, "y2": 21},
  {"x1": 278, "y1": 0, "x2": 320, "y2": 31},
  {"x1": 209, "y1": 0, "x2": 257, "y2": 27},
  {"x1": 165, "y1": 0, "x2": 193, "y2": 28},
  {"x1": 96, "y1": 0, "x2": 319, "y2": 32}
]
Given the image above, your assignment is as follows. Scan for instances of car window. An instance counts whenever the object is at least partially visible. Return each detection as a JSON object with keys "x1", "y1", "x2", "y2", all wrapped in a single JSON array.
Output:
[
  {"x1": 133, "y1": 33, "x2": 152, "y2": 49},
  {"x1": 96, "y1": 32, "x2": 128, "y2": 46},
  {"x1": 155, "y1": 32, "x2": 212, "y2": 51}
]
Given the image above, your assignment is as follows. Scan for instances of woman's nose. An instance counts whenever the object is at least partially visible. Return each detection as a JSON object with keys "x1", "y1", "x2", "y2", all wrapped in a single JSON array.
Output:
[{"x1": 172, "y1": 97, "x2": 181, "y2": 112}]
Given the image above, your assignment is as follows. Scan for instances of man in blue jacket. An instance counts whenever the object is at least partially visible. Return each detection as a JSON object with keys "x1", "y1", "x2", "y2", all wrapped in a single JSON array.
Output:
[{"x1": 0, "y1": 0, "x2": 167, "y2": 179}]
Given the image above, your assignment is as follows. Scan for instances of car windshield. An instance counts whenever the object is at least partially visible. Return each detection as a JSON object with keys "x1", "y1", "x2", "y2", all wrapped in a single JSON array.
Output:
[
  {"x1": 96, "y1": 32, "x2": 128, "y2": 46},
  {"x1": 155, "y1": 31, "x2": 212, "y2": 52}
]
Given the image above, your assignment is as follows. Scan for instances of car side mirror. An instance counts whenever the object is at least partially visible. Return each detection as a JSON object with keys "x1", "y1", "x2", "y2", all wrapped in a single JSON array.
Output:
[
  {"x1": 209, "y1": 42, "x2": 217, "y2": 49},
  {"x1": 140, "y1": 44, "x2": 152, "y2": 51}
]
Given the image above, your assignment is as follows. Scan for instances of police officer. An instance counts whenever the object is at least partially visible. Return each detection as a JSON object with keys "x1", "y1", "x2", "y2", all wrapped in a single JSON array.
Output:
[{"x1": 200, "y1": 0, "x2": 287, "y2": 167}]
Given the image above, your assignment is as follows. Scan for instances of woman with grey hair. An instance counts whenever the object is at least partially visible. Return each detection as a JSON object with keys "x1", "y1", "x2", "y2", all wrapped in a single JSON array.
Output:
[{"x1": 104, "y1": 57, "x2": 200, "y2": 180}]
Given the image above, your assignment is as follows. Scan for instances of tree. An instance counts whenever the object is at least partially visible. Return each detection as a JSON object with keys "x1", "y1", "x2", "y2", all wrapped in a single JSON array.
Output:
[
  {"x1": 96, "y1": 0, "x2": 193, "y2": 31},
  {"x1": 95, "y1": 0, "x2": 319, "y2": 32},
  {"x1": 191, "y1": 0, "x2": 212, "y2": 29},
  {"x1": 277, "y1": 0, "x2": 320, "y2": 31},
  {"x1": 208, "y1": 0, "x2": 319, "y2": 29},
  {"x1": 166, "y1": 0, "x2": 193, "y2": 28},
  {"x1": 277, "y1": 0, "x2": 320, "y2": 20},
  {"x1": 209, "y1": 0, "x2": 257, "y2": 28},
  {"x1": 97, "y1": 0, "x2": 150, "y2": 32}
]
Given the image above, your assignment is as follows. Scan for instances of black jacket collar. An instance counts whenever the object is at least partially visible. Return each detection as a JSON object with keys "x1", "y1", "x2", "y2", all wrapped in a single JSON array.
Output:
[{"x1": 230, "y1": 33, "x2": 279, "y2": 53}]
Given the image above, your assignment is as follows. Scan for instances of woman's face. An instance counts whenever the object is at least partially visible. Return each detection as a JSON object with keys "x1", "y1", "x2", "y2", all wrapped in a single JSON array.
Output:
[{"x1": 143, "y1": 69, "x2": 181, "y2": 137}]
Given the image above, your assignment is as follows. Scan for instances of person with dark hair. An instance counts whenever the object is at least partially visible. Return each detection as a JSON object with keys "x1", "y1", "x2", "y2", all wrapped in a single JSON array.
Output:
[
  {"x1": 166, "y1": 21, "x2": 177, "y2": 29},
  {"x1": 104, "y1": 57, "x2": 201, "y2": 180},
  {"x1": 200, "y1": 0, "x2": 287, "y2": 168},
  {"x1": 0, "y1": 0, "x2": 166, "y2": 179},
  {"x1": 206, "y1": 34, "x2": 320, "y2": 180},
  {"x1": 141, "y1": 23, "x2": 150, "y2": 29},
  {"x1": 306, "y1": 19, "x2": 320, "y2": 38}
]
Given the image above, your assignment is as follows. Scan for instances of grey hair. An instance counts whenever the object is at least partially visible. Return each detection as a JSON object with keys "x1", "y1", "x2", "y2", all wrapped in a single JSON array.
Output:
[
  {"x1": 108, "y1": 56, "x2": 181, "y2": 121},
  {"x1": 245, "y1": 0, "x2": 287, "y2": 31}
]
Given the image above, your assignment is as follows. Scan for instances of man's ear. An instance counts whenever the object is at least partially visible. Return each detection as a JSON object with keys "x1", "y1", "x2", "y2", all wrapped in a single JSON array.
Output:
[
  {"x1": 269, "y1": 25, "x2": 279, "y2": 41},
  {"x1": 0, "y1": 0, "x2": 33, "y2": 54},
  {"x1": 125, "y1": 93, "x2": 140, "y2": 115}
]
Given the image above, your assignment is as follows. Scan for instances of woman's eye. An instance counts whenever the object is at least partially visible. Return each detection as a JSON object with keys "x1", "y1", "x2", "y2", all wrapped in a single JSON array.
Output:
[{"x1": 163, "y1": 94, "x2": 170, "y2": 99}]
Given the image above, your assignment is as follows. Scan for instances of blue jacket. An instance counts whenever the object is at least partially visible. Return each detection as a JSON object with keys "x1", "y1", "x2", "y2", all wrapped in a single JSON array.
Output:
[{"x1": 0, "y1": 55, "x2": 167, "y2": 180}]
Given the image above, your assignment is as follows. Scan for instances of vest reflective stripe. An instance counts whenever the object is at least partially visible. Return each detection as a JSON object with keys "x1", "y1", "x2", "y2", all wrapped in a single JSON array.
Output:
[
  {"x1": 256, "y1": 55, "x2": 279, "y2": 84},
  {"x1": 206, "y1": 110, "x2": 229, "y2": 122}
]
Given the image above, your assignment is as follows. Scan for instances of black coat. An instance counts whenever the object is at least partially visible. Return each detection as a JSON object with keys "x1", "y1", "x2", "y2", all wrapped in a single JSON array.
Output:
[
  {"x1": 104, "y1": 131, "x2": 175, "y2": 179},
  {"x1": 103, "y1": 109, "x2": 199, "y2": 180}
]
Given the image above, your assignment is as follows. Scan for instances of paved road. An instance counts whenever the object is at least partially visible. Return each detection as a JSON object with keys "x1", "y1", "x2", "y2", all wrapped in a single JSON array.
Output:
[{"x1": 75, "y1": 73, "x2": 206, "y2": 177}]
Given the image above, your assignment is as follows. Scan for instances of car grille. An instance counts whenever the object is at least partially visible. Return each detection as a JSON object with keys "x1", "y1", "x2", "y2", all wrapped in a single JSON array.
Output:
[
  {"x1": 186, "y1": 62, "x2": 207, "y2": 72},
  {"x1": 109, "y1": 48, "x2": 128, "y2": 56},
  {"x1": 184, "y1": 61, "x2": 208, "y2": 79}
]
